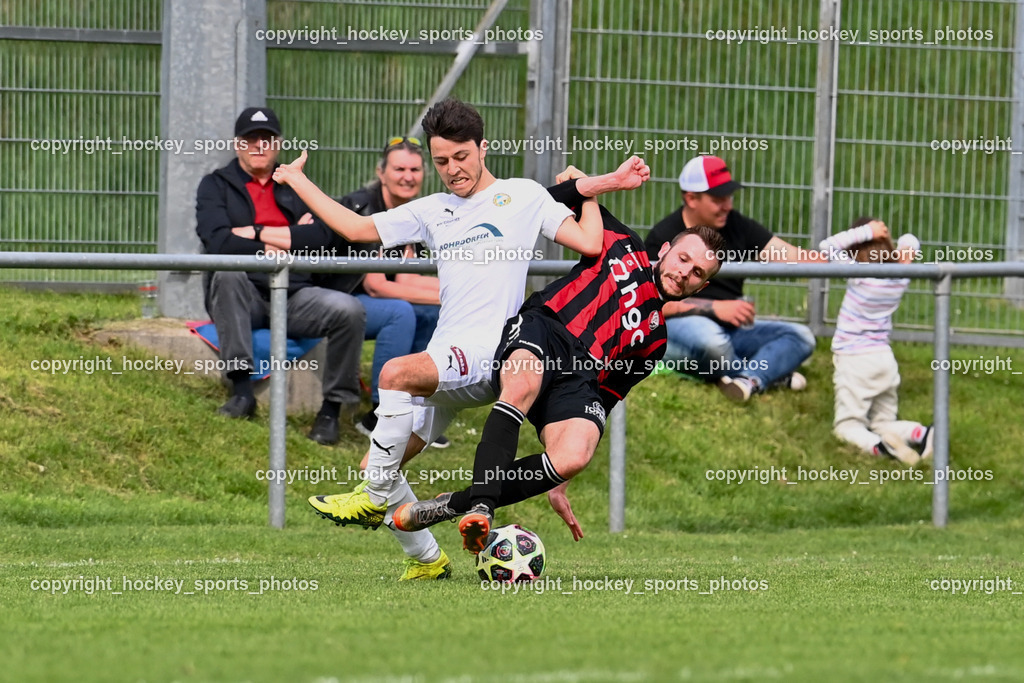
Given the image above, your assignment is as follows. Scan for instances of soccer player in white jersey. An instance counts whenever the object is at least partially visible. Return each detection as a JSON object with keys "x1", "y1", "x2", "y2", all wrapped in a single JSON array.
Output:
[{"x1": 271, "y1": 98, "x2": 604, "y2": 580}]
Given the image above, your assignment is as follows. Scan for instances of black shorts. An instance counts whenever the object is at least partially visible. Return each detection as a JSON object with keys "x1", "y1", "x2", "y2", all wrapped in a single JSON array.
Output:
[{"x1": 492, "y1": 307, "x2": 608, "y2": 436}]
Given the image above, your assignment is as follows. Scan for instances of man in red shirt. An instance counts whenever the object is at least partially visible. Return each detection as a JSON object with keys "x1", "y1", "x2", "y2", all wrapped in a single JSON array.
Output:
[{"x1": 195, "y1": 107, "x2": 365, "y2": 444}]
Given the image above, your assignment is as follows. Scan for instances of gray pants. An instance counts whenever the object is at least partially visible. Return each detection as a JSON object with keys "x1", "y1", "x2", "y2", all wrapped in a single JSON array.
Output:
[{"x1": 207, "y1": 271, "x2": 365, "y2": 405}]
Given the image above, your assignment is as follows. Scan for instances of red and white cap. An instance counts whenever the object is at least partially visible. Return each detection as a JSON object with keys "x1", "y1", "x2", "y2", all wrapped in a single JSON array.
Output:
[{"x1": 678, "y1": 155, "x2": 743, "y2": 197}]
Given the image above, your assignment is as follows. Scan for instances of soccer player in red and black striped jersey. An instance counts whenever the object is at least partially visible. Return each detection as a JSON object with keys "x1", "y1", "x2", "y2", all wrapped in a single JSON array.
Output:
[{"x1": 394, "y1": 165, "x2": 726, "y2": 551}]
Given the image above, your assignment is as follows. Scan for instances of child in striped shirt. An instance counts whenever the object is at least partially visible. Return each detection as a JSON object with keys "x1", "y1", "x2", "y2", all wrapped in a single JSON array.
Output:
[{"x1": 820, "y1": 217, "x2": 934, "y2": 465}]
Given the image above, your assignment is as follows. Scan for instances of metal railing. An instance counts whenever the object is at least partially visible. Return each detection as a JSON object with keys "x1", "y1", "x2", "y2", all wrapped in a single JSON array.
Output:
[{"x1": 3, "y1": 251, "x2": 1023, "y2": 530}]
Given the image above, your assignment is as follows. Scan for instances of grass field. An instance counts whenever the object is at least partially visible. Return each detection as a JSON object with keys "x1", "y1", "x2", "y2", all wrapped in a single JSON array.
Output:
[{"x1": 2, "y1": 287, "x2": 1024, "y2": 682}]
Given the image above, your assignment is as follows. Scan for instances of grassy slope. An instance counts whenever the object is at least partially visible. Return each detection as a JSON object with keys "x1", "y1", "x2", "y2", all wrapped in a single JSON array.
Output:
[{"x1": 2, "y1": 287, "x2": 1024, "y2": 682}]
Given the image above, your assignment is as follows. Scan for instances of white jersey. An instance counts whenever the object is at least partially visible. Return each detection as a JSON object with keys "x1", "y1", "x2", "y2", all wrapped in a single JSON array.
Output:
[{"x1": 373, "y1": 178, "x2": 572, "y2": 352}]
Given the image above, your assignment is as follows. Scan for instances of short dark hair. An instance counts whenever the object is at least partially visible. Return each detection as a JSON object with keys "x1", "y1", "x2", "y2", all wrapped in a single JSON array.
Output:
[
  {"x1": 421, "y1": 98, "x2": 484, "y2": 148},
  {"x1": 670, "y1": 225, "x2": 727, "y2": 277}
]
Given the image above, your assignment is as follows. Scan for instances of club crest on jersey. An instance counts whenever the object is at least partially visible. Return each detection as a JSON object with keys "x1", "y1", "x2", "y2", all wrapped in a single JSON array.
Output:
[
  {"x1": 649, "y1": 311, "x2": 660, "y2": 331},
  {"x1": 447, "y1": 346, "x2": 468, "y2": 376},
  {"x1": 492, "y1": 193, "x2": 511, "y2": 207}
]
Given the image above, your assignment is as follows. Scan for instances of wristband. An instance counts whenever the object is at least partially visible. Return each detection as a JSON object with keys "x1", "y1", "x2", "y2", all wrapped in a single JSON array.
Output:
[{"x1": 253, "y1": 224, "x2": 264, "y2": 242}]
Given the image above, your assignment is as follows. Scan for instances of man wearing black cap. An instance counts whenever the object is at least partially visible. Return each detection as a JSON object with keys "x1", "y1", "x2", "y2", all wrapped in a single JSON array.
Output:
[
  {"x1": 195, "y1": 106, "x2": 365, "y2": 443},
  {"x1": 643, "y1": 155, "x2": 817, "y2": 402}
]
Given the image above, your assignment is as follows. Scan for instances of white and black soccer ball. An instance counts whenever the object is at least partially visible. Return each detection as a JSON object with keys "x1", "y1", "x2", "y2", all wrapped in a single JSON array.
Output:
[{"x1": 476, "y1": 524, "x2": 546, "y2": 582}]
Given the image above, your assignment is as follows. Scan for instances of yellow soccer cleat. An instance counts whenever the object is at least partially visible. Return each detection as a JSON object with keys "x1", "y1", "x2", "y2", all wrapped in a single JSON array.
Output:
[
  {"x1": 398, "y1": 549, "x2": 453, "y2": 581},
  {"x1": 308, "y1": 481, "x2": 387, "y2": 529}
]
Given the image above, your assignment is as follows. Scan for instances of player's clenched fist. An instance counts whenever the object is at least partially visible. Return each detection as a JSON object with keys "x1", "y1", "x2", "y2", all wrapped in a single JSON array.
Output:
[{"x1": 613, "y1": 155, "x2": 650, "y2": 190}]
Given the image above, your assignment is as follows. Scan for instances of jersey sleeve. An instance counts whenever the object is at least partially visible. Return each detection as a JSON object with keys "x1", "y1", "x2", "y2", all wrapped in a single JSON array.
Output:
[
  {"x1": 545, "y1": 178, "x2": 586, "y2": 214},
  {"x1": 531, "y1": 181, "x2": 574, "y2": 241},
  {"x1": 372, "y1": 198, "x2": 429, "y2": 249}
]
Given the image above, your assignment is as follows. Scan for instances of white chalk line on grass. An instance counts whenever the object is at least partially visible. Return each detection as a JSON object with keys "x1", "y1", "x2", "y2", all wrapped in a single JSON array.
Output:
[
  {"x1": 2, "y1": 556, "x2": 252, "y2": 569},
  {"x1": 315, "y1": 672, "x2": 647, "y2": 683}
]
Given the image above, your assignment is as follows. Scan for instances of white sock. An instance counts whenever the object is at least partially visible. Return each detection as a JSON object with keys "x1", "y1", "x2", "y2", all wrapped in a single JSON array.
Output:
[
  {"x1": 385, "y1": 479, "x2": 441, "y2": 564},
  {"x1": 365, "y1": 389, "x2": 414, "y2": 504}
]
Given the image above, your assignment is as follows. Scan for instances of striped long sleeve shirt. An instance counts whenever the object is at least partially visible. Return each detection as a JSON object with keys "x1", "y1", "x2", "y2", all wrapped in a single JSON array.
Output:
[{"x1": 820, "y1": 225, "x2": 909, "y2": 354}]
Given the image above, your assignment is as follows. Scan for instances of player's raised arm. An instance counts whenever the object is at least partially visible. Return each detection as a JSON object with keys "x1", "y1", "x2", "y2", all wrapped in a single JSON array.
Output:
[
  {"x1": 571, "y1": 155, "x2": 650, "y2": 197},
  {"x1": 272, "y1": 150, "x2": 380, "y2": 243},
  {"x1": 547, "y1": 157, "x2": 650, "y2": 258},
  {"x1": 552, "y1": 197, "x2": 603, "y2": 257}
]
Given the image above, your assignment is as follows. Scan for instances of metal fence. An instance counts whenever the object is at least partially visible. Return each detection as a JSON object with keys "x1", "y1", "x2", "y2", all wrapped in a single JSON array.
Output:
[
  {"x1": 263, "y1": 0, "x2": 532, "y2": 199},
  {"x1": 2, "y1": 0, "x2": 1024, "y2": 344},
  {"x1": 568, "y1": 0, "x2": 1024, "y2": 345},
  {"x1": 0, "y1": 1, "x2": 162, "y2": 286}
]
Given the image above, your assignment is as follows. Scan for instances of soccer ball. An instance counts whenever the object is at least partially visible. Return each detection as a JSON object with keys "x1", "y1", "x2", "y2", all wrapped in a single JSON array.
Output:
[{"x1": 476, "y1": 524, "x2": 546, "y2": 583}]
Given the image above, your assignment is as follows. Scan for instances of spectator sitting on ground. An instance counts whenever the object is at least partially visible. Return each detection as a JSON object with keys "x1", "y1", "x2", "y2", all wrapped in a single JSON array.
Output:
[
  {"x1": 820, "y1": 217, "x2": 933, "y2": 465},
  {"x1": 643, "y1": 155, "x2": 817, "y2": 402},
  {"x1": 196, "y1": 106, "x2": 365, "y2": 446}
]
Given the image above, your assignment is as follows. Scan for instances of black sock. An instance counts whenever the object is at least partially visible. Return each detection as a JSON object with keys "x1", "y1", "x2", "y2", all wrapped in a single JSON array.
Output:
[
  {"x1": 228, "y1": 369, "x2": 254, "y2": 400},
  {"x1": 360, "y1": 402, "x2": 380, "y2": 430},
  {"x1": 448, "y1": 487, "x2": 473, "y2": 514},
  {"x1": 449, "y1": 453, "x2": 566, "y2": 513},
  {"x1": 494, "y1": 453, "x2": 567, "y2": 507},
  {"x1": 318, "y1": 400, "x2": 341, "y2": 419},
  {"x1": 469, "y1": 401, "x2": 525, "y2": 511}
]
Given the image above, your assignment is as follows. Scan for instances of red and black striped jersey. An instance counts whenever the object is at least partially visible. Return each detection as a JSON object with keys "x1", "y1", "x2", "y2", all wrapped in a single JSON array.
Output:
[{"x1": 528, "y1": 181, "x2": 667, "y2": 408}]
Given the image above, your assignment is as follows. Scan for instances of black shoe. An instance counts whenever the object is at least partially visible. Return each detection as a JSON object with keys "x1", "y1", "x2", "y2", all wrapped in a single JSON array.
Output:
[
  {"x1": 217, "y1": 395, "x2": 256, "y2": 419},
  {"x1": 308, "y1": 413, "x2": 340, "y2": 445},
  {"x1": 430, "y1": 435, "x2": 451, "y2": 449},
  {"x1": 355, "y1": 410, "x2": 377, "y2": 438}
]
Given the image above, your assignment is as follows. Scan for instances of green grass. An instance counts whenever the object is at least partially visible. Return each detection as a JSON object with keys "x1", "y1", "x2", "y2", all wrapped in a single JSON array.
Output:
[
  {"x1": 7, "y1": 522, "x2": 1024, "y2": 683},
  {"x1": 2, "y1": 287, "x2": 1024, "y2": 682}
]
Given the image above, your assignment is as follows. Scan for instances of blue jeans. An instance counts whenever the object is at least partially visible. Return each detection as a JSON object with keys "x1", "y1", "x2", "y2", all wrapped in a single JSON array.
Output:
[
  {"x1": 663, "y1": 315, "x2": 816, "y2": 390},
  {"x1": 357, "y1": 294, "x2": 440, "y2": 402},
  {"x1": 410, "y1": 303, "x2": 440, "y2": 354}
]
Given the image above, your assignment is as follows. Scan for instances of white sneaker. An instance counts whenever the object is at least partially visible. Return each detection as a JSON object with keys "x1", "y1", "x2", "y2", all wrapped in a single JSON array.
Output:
[
  {"x1": 914, "y1": 426, "x2": 935, "y2": 460},
  {"x1": 787, "y1": 371, "x2": 807, "y2": 391},
  {"x1": 880, "y1": 432, "x2": 921, "y2": 466},
  {"x1": 718, "y1": 376, "x2": 754, "y2": 402}
]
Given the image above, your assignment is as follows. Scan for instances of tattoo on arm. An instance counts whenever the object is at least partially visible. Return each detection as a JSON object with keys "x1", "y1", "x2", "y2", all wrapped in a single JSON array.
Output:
[{"x1": 686, "y1": 299, "x2": 716, "y2": 314}]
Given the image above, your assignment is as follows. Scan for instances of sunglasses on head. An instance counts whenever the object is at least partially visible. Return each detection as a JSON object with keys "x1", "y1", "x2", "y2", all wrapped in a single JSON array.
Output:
[{"x1": 385, "y1": 136, "x2": 422, "y2": 152}]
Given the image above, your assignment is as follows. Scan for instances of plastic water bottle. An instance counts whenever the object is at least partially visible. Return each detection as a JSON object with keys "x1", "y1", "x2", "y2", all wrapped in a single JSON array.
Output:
[{"x1": 139, "y1": 280, "x2": 158, "y2": 318}]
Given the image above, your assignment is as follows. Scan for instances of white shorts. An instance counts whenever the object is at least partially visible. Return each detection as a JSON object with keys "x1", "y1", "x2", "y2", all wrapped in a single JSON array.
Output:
[{"x1": 411, "y1": 340, "x2": 497, "y2": 444}]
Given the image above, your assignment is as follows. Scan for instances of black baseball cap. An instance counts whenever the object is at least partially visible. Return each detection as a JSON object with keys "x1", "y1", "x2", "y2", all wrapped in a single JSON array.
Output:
[{"x1": 234, "y1": 107, "x2": 282, "y2": 137}]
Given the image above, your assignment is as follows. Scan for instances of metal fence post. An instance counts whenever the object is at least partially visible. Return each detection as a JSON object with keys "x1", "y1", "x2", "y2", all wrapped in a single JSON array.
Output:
[
  {"x1": 268, "y1": 266, "x2": 289, "y2": 528},
  {"x1": 932, "y1": 271, "x2": 952, "y2": 528},
  {"x1": 609, "y1": 401, "x2": 626, "y2": 533},
  {"x1": 809, "y1": 0, "x2": 841, "y2": 335},
  {"x1": 1006, "y1": 0, "x2": 1024, "y2": 305},
  {"x1": 157, "y1": 0, "x2": 266, "y2": 319},
  {"x1": 524, "y1": 0, "x2": 572, "y2": 290}
]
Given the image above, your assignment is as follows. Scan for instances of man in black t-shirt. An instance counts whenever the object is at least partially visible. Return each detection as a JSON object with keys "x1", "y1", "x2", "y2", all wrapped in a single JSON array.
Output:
[{"x1": 643, "y1": 155, "x2": 817, "y2": 402}]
